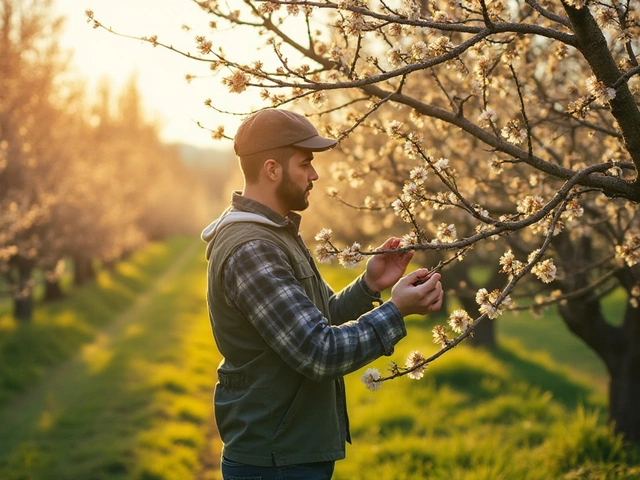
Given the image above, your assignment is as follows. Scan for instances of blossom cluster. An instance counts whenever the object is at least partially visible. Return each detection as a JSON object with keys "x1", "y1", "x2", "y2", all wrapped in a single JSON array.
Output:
[
  {"x1": 313, "y1": 228, "x2": 335, "y2": 264},
  {"x1": 338, "y1": 242, "x2": 364, "y2": 268},
  {"x1": 585, "y1": 76, "x2": 616, "y2": 105},
  {"x1": 476, "y1": 288, "x2": 513, "y2": 319},
  {"x1": 616, "y1": 231, "x2": 640, "y2": 267}
]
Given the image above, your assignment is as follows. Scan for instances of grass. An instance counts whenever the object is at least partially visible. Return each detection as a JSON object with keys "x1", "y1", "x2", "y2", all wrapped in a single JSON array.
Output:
[
  {"x1": 319, "y1": 263, "x2": 639, "y2": 479},
  {"x1": 0, "y1": 236, "x2": 222, "y2": 480},
  {"x1": 0, "y1": 245, "x2": 638, "y2": 479}
]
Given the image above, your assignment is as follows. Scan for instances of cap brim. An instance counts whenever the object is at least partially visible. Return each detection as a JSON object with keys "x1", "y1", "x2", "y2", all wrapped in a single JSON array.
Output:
[{"x1": 292, "y1": 135, "x2": 338, "y2": 152}]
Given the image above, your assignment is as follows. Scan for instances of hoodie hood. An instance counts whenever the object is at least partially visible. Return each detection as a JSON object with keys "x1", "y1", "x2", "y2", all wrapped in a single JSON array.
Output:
[{"x1": 201, "y1": 211, "x2": 284, "y2": 260}]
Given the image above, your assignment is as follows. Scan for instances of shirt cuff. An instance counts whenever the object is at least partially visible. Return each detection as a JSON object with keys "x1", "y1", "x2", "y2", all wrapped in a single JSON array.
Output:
[{"x1": 365, "y1": 301, "x2": 406, "y2": 356}]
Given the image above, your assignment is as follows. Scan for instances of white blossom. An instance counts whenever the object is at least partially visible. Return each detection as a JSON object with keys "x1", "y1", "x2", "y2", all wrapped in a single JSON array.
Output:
[
  {"x1": 314, "y1": 228, "x2": 333, "y2": 243},
  {"x1": 410, "y1": 166, "x2": 428, "y2": 184},
  {"x1": 338, "y1": 242, "x2": 364, "y2": 268},
  {"x1": 432, "y1": 325, "x2": 448, "y2": 347},
  {"x1": 448, "y1": 309, "x2": 471, "y2": 334},
  {"x1": 387, "y1": 45, "x2": 403, "y2": 66},
  {"x1": 314, "y1": 244, "x2": 333, "y2": 264},
  {"x1": 434, "y1": 223, "x2": 457, "y2": 244},
  {"x1": 405, "y1": 350, "x2": 427, "y2": 379},
  {"x1": 501, "y1": 120, "x2": 527, "y2": 145},
  {"x1": 361, "y1": 368, "x2": 382, "y2": 391},
  {"x1": 478, "y1": 108, "x2": 497, "y2": 127},
  {"x1": 433, "y1": 157, "x2": 450, "y2": 172},
  {"x1": 532, "y1": 258, "x2": 557, "y2": 283},
  {"x1": 586, "y1": 76, "x2": 616, "y2": 105}
]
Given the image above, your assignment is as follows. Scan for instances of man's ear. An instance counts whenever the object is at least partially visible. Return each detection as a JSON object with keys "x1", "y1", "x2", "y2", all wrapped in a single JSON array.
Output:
[{"x1": 263, "y1": 159, "x2": 281, "y2": 181}]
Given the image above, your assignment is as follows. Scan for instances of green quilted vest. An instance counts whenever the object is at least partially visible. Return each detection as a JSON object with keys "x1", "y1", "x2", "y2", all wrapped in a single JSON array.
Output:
[{"x1": 207, "y1": 218, "x2": 349, "y2": 466}]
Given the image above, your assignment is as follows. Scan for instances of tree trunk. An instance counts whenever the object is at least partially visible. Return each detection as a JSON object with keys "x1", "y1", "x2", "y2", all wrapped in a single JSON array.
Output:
[
  {"x1": 43, "y1": 278, "x2": 65, "y2": 301},
  {"x1": 609, "y1": 347, "x2": 640, "y2": 442},
  {"x1": 558, "y1": 293, "x2": 640, "y2": 442},
  {"x1": 12, "y1": 258, "x2": 34, "y2": 321},
  {"x1": 73, "y1": 256, "x2": 95, "y2": 286},
  {"x1": 607, "y1": 295, "x2": 640, "y2": 442}
]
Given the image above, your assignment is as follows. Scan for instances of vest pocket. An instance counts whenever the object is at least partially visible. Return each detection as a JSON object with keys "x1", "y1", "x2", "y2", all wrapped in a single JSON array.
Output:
[
  {"x1": 215, "y1": 382, "x2": 269, "y2": 445},
  {"x1": 273, "y1": 377, "x2": 341, "y2": 453}
]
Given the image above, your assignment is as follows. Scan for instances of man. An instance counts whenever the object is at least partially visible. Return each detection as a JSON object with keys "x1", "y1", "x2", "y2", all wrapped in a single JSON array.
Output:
[{"x1": 202, "y1": 109, "x2": 443, "y2": 480}]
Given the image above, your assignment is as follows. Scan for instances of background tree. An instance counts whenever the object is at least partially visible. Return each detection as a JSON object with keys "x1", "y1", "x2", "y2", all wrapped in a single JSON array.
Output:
[
  {"x1": 90, "y1": 0, "x2": 640, "y2": 441},
  {"x1": 0, "y1": 0, "x2": 213, "y2": 321}
]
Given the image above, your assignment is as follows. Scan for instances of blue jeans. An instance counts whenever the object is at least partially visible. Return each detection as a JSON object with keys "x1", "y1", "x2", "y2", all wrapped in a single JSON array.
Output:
[{"x1": 221, "y1": 456, "x2": 335, "y2": 480}]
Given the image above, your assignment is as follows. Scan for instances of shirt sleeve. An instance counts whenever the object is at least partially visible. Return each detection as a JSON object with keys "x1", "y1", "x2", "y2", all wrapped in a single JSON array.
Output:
[
  {"x1": 223, "y1": 240, "x2": 406, "y2": 383},
  {"x1": 327, "y1": 275, "x2": 383, "y2": 326}
]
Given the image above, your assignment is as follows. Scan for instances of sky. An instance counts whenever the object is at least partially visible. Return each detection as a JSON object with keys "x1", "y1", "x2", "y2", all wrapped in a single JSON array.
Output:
[{"x1": 54, "y1": 0, "x2": 262, "y2": 149}]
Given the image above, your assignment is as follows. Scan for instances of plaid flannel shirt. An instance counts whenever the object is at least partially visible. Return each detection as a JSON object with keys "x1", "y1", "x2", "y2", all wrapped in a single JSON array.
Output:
[{"x1": 222, "y1": 205, "x2": 406, "y2": 382}]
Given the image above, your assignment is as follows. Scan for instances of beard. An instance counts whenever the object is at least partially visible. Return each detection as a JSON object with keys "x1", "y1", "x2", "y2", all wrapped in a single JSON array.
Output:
[{"x1": 276, "y1": 168, "x2": 312, "y2": 212}]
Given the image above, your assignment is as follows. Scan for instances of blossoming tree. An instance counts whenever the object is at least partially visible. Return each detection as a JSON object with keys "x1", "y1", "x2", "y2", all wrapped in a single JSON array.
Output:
[{"x1": 90, "y1": 0, "x2": 640, "y2": 440}]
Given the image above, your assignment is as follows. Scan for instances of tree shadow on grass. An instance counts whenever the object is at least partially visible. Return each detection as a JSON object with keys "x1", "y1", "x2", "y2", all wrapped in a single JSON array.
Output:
[
  {"x1": 492, "y1": 345, "x2": 602, "y2": 410},
  {"x1": 428, "y1": 345, "x2": 601, "y2": 412}
]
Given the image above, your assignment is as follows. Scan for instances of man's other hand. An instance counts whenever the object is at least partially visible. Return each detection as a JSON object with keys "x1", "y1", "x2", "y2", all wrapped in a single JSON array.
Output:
[
  {"x1": 389, "y1": 269, "x2": 443, "y2": 317},
  {"x1": 363, "y1": 237, "x2": 414, "y2": 292}
]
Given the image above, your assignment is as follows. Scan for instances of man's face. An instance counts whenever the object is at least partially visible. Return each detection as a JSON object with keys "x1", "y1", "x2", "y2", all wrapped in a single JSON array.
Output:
[{"x1": 276, "y1": 149, "x2": 319, "y2": 212}]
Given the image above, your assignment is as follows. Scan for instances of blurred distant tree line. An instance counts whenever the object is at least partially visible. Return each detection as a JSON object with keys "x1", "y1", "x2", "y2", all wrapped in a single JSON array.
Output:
[{"x1": 0, "y1": 0, "x2": 227, "y2": 321}]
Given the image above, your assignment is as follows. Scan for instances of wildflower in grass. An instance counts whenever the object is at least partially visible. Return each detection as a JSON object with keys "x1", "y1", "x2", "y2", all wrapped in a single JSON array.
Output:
[
  {"x1": 361, "y1": 368, "x2": 382, "y2": 391},
  {"x1": 448, "y1": 309, "x2": 471, "y2": 334}
]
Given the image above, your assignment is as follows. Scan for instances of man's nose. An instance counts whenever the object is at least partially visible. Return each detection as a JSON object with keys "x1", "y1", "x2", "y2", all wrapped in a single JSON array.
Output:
[{"x1": 310, "y1": 166, "x2": 319, "y2": 181}]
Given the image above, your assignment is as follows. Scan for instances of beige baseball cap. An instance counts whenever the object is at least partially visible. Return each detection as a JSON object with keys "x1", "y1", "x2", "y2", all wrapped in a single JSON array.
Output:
[{"x1": 233, "y1": 109, "x2": 338, "y2": 156}]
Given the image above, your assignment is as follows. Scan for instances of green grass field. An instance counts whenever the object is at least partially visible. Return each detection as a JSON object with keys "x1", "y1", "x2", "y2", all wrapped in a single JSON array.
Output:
[{"x1": 0, "y1": 238, "x2": 638, "y2": 479}]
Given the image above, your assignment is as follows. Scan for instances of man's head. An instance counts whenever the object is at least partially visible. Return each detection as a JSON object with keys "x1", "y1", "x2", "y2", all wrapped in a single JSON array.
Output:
[
  {"x1": 234, "y1": 109, "x2": 337, "y2": 184},
  {"x1": 234, "y1": 109, "x2": 337, "y2": 215}
]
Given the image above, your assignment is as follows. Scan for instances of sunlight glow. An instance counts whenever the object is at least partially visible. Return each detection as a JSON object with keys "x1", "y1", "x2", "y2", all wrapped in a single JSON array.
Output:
[{"x1": 55, "y1": 0, "x2": 261, "y2": 149}]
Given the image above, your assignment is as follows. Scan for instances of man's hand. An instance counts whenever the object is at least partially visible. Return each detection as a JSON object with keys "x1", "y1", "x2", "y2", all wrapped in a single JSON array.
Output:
[
  {"x1": 363, "y1": 237, "x2": 415, "y2": 292},
  {"x1": 389, "y1": 269, "x2": 443, "y2": 317}
]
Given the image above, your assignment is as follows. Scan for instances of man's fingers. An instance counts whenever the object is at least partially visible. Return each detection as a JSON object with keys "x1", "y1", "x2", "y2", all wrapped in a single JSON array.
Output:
[
  {"x1": 379, "y1": 237, "x2": 400, "y2": 250},
  {"x1": 407, "y1": 269, "x2": 430, "y2": 286}
]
